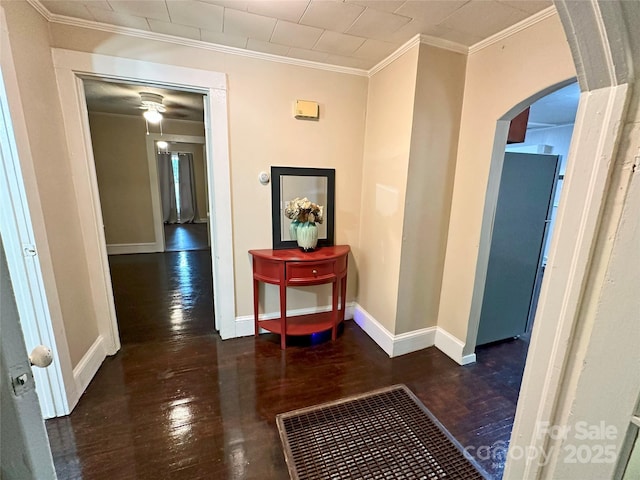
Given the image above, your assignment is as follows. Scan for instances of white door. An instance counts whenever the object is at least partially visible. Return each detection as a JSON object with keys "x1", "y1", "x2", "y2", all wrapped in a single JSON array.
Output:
[
  {"x1": 1, "y1": 238, "x2": 56, "y2": 479},
  {"x1": 0, "y1": 67, "x2": 68, "y2": 417}
]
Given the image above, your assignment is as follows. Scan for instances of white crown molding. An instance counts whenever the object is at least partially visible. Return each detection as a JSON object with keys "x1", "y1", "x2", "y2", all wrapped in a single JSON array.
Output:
[
  {"x1": 26, "y1": 0, "x2": 51, "y2": 20},
  {"x1": 419, "y1": 34, "x2": 469, "y2": 55},
  {"x1": 367, "y1": 34, "x2": 468, "y2": 77},
  {"x1": 27, "y1": 0, "x2": 369, "y2": 77},
  {"x1": 29, "y1": 0, "x2": 556, "y2": 79},
  {"x1": 469, "y1": 5, "x2": 557, "y2": 55},
  {"x1": 367, "y1": 34, "x2": 421, "y2": 77}
]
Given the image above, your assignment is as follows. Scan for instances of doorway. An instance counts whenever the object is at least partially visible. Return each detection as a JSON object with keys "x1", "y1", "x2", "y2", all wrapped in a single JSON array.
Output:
[
  {"x1": 50, "y1": 51, "x2": 237, "y2": 409},
  {"x1": 158, "y1": 143, "x2": 210, "y2": 253},
  {"x1": 475, "y1": 81, "x2": 579, "y2": 348},
  {"x1": 83, "y1": 79, "x2": 216, "y2": 345}
]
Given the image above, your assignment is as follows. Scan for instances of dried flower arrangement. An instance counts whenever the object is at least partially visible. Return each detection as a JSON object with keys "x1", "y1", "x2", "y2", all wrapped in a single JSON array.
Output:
[{"x1": 284, "y1": 197, "x2": 324, "y2": 224}]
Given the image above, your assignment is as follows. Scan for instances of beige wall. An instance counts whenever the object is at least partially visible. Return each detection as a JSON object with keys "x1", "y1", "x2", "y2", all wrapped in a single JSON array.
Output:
[
  {"x1": 88, "y1": 112, "x2": 205, "y2": 245},
  {"x1": 437, "y1": 14, "x2": 576, "y2": 341},
  {"x1": 357, "y1": 45, "x2": 418, "y2": 333},
  {"x1": 2, "y1": 1, "x2": 98, "y2": 367},
  {"x1": 357, "y1": 43, "x2": 466, "y2": 336},
  {"x1": 89, "y1": 113, "x2": 154, "y2": 244},
  {"x1": 49, "y1": 22, "x2": 367, "y2": 318},
  {"x1": 395, "y1": 45, "x2": 466, "y2": 334},
  {"x1": 5, "y1": 1, "x2": 577, "y2": 372},
  {"x1": 223, "y1": 54, "x2": 367, "y2": 315}
]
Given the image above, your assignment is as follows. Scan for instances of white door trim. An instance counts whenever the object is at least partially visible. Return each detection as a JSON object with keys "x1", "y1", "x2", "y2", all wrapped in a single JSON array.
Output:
[
  {"x1": 51, "y1": 49, "x2": 236, "y2": 357},
  {"x1": 56, "y1": 70, "x2": 121, "y2": 357},
  {"x1": 504, "y1": 85, "x2": 629, "y2": 479}
]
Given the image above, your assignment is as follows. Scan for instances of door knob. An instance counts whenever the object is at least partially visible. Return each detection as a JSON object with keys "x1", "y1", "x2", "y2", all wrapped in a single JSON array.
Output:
[{"x1": 29, "y1": 345, "x2": 53, "y2": 368}]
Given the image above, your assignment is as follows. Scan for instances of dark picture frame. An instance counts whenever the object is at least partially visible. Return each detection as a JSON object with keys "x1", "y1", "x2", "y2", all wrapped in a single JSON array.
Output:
[{"x1": 271, "y1": 166, "x2": 335, "y2": 250}]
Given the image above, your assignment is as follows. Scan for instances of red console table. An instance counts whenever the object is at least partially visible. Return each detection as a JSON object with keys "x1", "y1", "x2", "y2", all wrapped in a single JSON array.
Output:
[{"x1": 249, "y1": 245, "x2": 350, "y2": 349}]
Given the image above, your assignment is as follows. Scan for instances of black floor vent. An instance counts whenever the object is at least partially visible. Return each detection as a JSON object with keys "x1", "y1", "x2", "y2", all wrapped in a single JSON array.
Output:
[{"x1": 277, "y1": 384, "x2": 487, "y2": 480}]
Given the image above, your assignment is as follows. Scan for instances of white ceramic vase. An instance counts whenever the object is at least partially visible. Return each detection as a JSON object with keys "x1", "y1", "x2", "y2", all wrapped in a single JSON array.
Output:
[{"x1": 296, "y1": 222, "x2": 318, "y2": 251}]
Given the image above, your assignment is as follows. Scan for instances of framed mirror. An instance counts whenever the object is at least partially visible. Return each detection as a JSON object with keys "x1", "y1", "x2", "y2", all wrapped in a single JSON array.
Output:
[{"x1": 271, "y1": 166, "x2": 335, "y2": 250}]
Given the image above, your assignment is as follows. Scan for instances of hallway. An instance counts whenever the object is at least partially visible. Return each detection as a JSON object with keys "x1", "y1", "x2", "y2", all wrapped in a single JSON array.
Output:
[{"x1": 46, "y1": 250, "x2": 528, "y2": 479}]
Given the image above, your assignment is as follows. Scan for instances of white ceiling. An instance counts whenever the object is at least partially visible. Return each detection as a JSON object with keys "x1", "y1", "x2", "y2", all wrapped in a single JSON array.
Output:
[
  {"x1": 39, "y1": 0, "x2": 553, "y2": 70},
  {"x1": 528, "y1": 82, "x2": 579, "y2": 129},
  {"x1": 70, "y1": 1, "x2": 574, "y2": 124}
]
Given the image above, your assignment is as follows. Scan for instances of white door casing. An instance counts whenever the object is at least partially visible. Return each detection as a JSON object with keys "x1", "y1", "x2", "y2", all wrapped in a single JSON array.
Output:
[
  {"x1": 51, "y1": 49, "x2": 236, "y2": 343},
  {"x1": 49, "y1": 49, "x2": 236, "y2": 410}
]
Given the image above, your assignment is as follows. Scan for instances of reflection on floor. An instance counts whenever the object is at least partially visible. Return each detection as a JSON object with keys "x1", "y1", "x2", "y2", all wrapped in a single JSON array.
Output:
[
  {"x1": 46, "y1": 251, "x2": 529, "y2": 480},
  {"x1": 164, "y1": 223, "x2": 208, "y2": 252},
  {"x1": 107, "y1": 250, "x2": 214, "y2": 345}
]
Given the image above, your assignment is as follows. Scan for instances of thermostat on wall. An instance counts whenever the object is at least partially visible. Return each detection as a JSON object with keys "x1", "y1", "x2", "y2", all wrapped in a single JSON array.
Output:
[{"x1": 295, "y1": 100, "x2": 319, "y2": 120}]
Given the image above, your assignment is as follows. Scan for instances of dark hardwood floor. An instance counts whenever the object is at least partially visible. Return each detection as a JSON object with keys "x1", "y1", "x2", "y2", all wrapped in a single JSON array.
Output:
[
  {"x1": 46, "y1": 250, "x2": 529, "y2": 480},
  {"x1": 107, "y1": 250, "x2": 214, "y2": 345},
  {"x1": 164, "y1": 223, "x2": 209, "y2": 252}
]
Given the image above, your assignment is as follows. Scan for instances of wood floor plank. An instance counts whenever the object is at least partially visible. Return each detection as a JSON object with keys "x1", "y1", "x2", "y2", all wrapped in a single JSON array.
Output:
[{"x1": 47, "y1": 251, "x2": 528, "y2": 479}]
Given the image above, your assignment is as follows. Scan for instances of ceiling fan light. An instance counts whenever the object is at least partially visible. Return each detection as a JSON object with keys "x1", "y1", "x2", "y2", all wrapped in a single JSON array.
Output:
[
  {"x1": 144, "y1": 109, "x2": 163, "y2": 124},
  {"x1": 156, "y1": 140, "x2": 168, "y2": 149}
]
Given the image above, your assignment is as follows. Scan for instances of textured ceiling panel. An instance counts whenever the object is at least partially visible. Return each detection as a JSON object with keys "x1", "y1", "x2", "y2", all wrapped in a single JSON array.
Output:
[
  {"x1": 223, "y1": 8, "x2": 277, "y2": 41},
  {"x1": 166, "y1": 1, "x2": 224, "y2": 31},
  {"x1": 38, "y1": 0, "x2": 554, "y2": 70},
  {"x1": 299, "y1": 1, "x2": 364, "y2": 32},
  {"x1": 271, "y1": 20, "x2": 324, "y2": 50},
  {"x1": 108, "y1": 0, "x2": 170, "y2": 22}
]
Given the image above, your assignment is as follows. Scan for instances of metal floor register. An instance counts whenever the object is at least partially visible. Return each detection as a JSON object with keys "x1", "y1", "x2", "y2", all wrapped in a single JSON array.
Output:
[{"x1": 276, "y1": 384, "x2": 487, "y2": 480}]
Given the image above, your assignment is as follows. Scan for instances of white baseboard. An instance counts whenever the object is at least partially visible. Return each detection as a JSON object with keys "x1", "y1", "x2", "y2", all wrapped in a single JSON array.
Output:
[
  {"x1": 393, "y1": 327, "x2": 437, "y2": 357},
  {"x1": 106, "y1": 242, "x2": 161, "y2": 255},
  {"x1": 233, "y1": 301, "x2": 476, "y2": 365},
  {"x1": 352, "y1": 303, "x2": 476, "y2": 364},
  {"x1": 352, "y1": 304, "x2": 395, "y2": 355},
  {"x1": 235, "y1": 302, "x2": 356, "y2": 338},
  {"x1": 352, "y1": 303, "x2": 436, "y2": 357},
  {"x1": 72, "y1": 335, "x2": 106, "y2": 404},
  {"x1": 434, "y1": 328, "x2": 477, "y2": 365}
]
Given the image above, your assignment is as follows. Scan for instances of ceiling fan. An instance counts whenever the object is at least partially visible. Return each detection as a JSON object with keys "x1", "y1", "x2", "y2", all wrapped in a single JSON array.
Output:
[{"x1": 139, "y1": 92, "x2": 166, "y2": 134}]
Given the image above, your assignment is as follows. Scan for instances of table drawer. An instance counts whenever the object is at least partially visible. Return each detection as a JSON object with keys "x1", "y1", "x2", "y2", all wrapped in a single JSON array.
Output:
[{"x1": 286, "y1": 261, "x2": 336, "y2": 285}]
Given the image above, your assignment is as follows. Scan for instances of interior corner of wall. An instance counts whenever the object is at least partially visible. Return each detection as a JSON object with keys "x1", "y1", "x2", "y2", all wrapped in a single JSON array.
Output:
[{"x1": 434, "y1": 327, "x2": 475, "y2": 365}]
